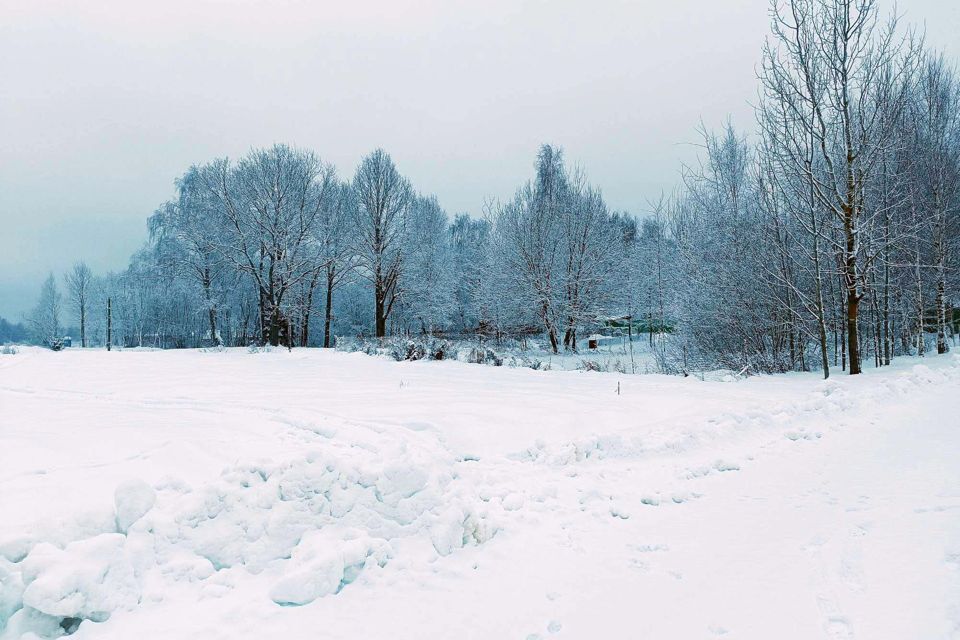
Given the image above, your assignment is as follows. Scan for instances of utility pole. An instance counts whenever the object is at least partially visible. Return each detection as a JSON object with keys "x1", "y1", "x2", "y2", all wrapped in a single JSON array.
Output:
[{"x1": 107, "y1": 297, "x2": 112, "y2": 352}]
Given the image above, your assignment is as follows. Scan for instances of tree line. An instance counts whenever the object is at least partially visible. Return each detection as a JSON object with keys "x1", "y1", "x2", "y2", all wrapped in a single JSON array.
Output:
[{"x1": 22, "y1": 0, "x2": 959, "y2": 377}]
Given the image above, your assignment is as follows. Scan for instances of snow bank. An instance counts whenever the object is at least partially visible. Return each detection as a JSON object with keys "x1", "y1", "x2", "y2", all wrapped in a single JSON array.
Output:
[
  {"x1": 0, "y1": 445, "x2": 497, "y2": 637},
  {"x1": 513, "y1": 354, "x2": 960, "y2": 468},
  {"x1": 114, "y1": 480, "x2": 156, "y2": 534},
  {"x1": 269, "y1": 529, "x2": 392, "y2": 605},
  {"x1": 20, "y1": 535, "x2": 138, "y2": 621}
]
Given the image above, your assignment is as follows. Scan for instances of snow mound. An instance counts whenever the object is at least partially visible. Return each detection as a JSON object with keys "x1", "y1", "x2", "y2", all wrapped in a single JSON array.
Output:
[
  {"x1": 114, "y1": 480, "x2": 156, "y2": 534},
  {"x1": 19, "y1": 534, "x2": 138, "y2": 622},
  {"x1": 269, "y1": 529, "x2": 392, "y2": 606},
  {"x1": 0, "y1": 560, "x2": 24, "y2": 633},
  {"x1": 429, "y1": 506, "x2": 498, "y2": 556},
  {"x1": 0, "y1": 445, "x2": 496, "y2": 637},
  {"x1": 514, "y1": 355, "x2": 960, "y2": 471},
  {"x1": 153, "y1": 451, "x2": 478, "y2": 573}
]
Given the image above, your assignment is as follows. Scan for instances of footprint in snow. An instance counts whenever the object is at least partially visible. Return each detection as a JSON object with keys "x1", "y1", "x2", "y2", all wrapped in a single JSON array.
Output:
[
  {"x1": 817, "y1": 596, "x2": 854, "y2": 639},
  {"x1": 713, "y1": 460, "x2": 740, "y2": 472},
  {"x1": 825, "y1": 617, "x2": 854, "y2": 639},
  {"x1": 609, "y1": 504, "x2": 631, "y2": 519}
]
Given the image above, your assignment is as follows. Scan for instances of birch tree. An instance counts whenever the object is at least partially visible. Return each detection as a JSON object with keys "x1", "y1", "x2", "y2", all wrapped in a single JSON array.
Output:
[
  {"x1": 761, "y1": 0, "x2": 920, "y2": 374},
  {"x1": 27, "y1": 274, "x2": 62, "y2": 347}
]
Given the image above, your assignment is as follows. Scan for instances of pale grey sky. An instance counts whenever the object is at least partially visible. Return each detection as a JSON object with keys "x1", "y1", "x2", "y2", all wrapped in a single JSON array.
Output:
[{"x1": 1, "y1": 0, "x2": 957, "y2": 319}]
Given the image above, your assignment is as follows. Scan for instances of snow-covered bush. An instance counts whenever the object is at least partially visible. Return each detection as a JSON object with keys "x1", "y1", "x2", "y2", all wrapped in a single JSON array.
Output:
[
  {"x1": 0, "y1": 345, "x2": 17, "y2": 355},
  {"x1": 339, "y1": 337, "x2": 451, "y2": 362},
  {"x1": 391, "y1": 340, "x2": 426, "y2": 361},
  {"x1": 246, "y1": 345, "x2": 285, "y2": 354},
  {"x1": 464, "y1": 347, "x2": 503, "y2": 366},
  {"x1": 200, "y1": 345, "x2": 226, "y2": 353},
  {"x1": 578, "y1": 359, "x2": 602, "y2": 372}
]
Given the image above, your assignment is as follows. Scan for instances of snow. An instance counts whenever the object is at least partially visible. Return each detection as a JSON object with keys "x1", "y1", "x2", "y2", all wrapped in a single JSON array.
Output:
[
  {"x1": 1, "y1": 347, "x2": 958, "y2": 638},
  {"x1": 112, "y1": 481, "x2": 155, "y2": 535},
  {"x1": 19, "y1": 535, "x2": 138, "y2": 622}
]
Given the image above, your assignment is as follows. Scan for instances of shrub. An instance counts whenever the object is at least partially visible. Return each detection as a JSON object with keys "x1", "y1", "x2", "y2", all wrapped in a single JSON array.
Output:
[{"x1": 578, "y1": 359, "x2": 602, "y2": 372}]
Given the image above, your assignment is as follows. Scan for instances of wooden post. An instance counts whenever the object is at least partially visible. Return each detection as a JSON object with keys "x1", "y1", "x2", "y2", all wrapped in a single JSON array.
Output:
[{"x1": 106, "y1": 297, "x2": 112, "y2": 352}]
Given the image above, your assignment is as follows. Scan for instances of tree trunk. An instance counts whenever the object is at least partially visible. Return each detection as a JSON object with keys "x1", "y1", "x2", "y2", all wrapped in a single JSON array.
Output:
[
  {"x1": 563, "y1": 323, "x2": 577, "y2": 352},
  {"x1": 375, "y1": 296, "x2": 387, "y2": 339},
  {"x1": 301, "y1": 300, "x2": 311, "y2": 348},
  {"x1": 323, "y1": 269, "x2": 335, "y2": 348},
  {"x1": 935, "y1": 250, "x2": 949, "y2": 355},
  {"x1": 842, "y1": 197, "x2": 861, "y2": 375},
  {"x1": 208, "y1": 306, "x2": 218, "y2": 346},
  {"x1": 268, "y1": 305, "x2": 282, "y2": 347},
  {"x1": 847, "y1": 289, "x2": 860, "y2": 375},
  {"x1": 916, "y1": 246, "x2": 925, "y2": 357},
  {"x1": 840, "y1": 287, "x2": 847, "y2": 372},
  {"x1": 547, "y1": 327, "x2": 559, "y2": 353},
  {"x1": 541, "y1": 302, "x2": 559, "y2": 354},
  {"x1": 79, "y1": 304, "x2": 86, "y2": 348},
  {"x1": 202, "y1": 269, "x2": 219, "y2": 346},
  {"x1": 811, "y1": 250, "x2": 829, "y2": 378},
  {"x1": 883, "y1": 260, "x2": 891, "y2": 364}
]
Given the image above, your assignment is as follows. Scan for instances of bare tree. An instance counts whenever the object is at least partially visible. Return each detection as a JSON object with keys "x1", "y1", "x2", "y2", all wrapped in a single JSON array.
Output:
[
  {"x1": 761, "y1": 0, "x2": 920, "y2": 374},
  {"x1": 203, "y1": 145, "x2": 336, "y2": 346},
  {"x1": 64, "y1": 262, "x2": 94, "y2": 347},
  {"x1": 315, "y1": 181, "x2": 358, "y2": 347},
  {"x1": 27, "y1": 274, "x2": 62, "y2": 348},
  {"x1": 402, "y1": 194, "x2": 455, "y2": 336},
  {"x1": 449, "y1": 214, "x2": 491, "y2": 333},
  {"x1": 913, "y1": 55, "x2": 960, "y2": 353},
  {"x1": 351, "y1": 149, "x2": 413, "y2": 338},
  {"x1": 149, "y1": 167, "x2": 226, "y2": 346},
  {"x1": 560, "y1": 175, "x2": 621, "y2": 351}
]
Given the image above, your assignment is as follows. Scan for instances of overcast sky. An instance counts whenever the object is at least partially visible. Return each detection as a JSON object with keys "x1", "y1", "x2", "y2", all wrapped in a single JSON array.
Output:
[{"x1": 1, "y1": 0, "x2": 958, "y2": 319}]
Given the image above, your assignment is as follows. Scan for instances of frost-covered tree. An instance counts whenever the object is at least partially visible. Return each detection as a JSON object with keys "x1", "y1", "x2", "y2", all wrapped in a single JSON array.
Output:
[
  {"x1": 201, "y1": 145, "x2": 336, "y2": 346},
  {"x1": 559, "y1": 176, "x2": 622, "y2": 350},
  {"x1": 670, "y1": 124, "x2": 783, "y2": 371},
  {"x1": 493, "y1": 149, "x2": 565, "y2": 351},
  {"x1": 912, "y1": 55, "x2": 960, "y2": 354},
  {"x1": 63, "y1": 262, "x2": 94, "y2": 347},
  {"x1": 313, "y1": 181, "x2": 357, "y2": 347},
  {"x1": 27, "y1": 274, "x2": 62, "y2": 347},
  {"x1": 448, "y1": 214, "x2": 490, "y2": 333},
  {"x1": 149, "y1": 167, "x2": 227, "y2": 345},
  {"x1": 760, "y1": 0, "x2": 921, "y2": 374},
  {"x1": 490, "y1": 145, "x2": 624, "y2": 352},
  {"x1": 351, "y1": 149, "x2": 414, "y2": 338},
  {"x1": 401, "y1": 195, "x2": 454, "y2": 335}
]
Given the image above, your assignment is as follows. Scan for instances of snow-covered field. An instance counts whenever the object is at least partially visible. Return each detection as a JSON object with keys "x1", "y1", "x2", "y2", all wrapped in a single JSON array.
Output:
[{"x1": 1, "y1": 348, "x2": 958, "y2": 639}]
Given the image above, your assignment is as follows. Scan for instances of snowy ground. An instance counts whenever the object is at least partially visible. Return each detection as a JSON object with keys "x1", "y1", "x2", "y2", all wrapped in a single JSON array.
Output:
[{"x1": 1, "y1": 347, "x2": 958, "y2": 639}]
